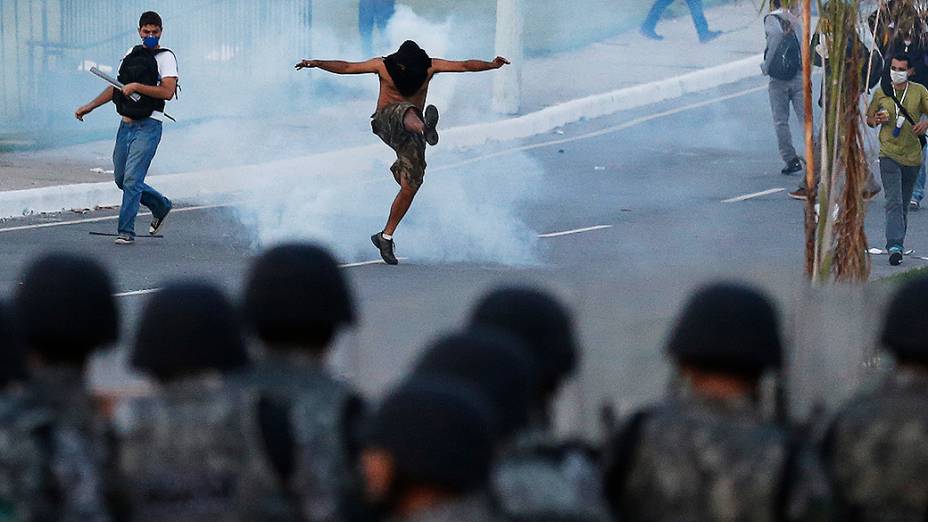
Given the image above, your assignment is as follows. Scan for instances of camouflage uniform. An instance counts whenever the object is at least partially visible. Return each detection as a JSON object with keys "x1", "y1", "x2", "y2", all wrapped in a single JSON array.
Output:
[
  {"x1": 493, "y1": 428, "x2": 609, "y2": 522},
  {"x1": 824, "y1": 368, "x2": 928, "y2": 520},
  {"x1": 25, "y1": 366, "x2": 111, "y2": 522},
  {"x1": 0, "y1": 391, "x2": 52, "y2": 521},
  {"x1": 247, "y1": 352, "x2": 365, "y2": 522},
  {"x1": 387, "y1": 492, "x2": 501, "y2": 522},
  {"x1": 371, "y1": 102, "x2": 427, "y2": 190},
  {"x1": 611, "y1": 390, "x2": 833, "y2": 522},
  {"x1": 111, "y1": 374, "x2": 278, "y2": 522}
]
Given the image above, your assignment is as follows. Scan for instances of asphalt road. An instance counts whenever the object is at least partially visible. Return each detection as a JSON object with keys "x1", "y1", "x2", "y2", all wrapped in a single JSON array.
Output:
[{"x1": 0, "y1": 77, "x2": 906, "y2": 435}]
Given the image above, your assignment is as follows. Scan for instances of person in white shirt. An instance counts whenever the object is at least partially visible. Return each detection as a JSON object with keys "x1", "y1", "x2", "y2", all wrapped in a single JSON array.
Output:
[{"x1": 74, "y1": 11, "x2": 176, "y2": 245}]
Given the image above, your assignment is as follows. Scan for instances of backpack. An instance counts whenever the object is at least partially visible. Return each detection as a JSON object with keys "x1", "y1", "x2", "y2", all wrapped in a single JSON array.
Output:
[
  {"x1": 765, "y1": 14, "x2": 802, "y2": 81},
  {"x1": 112, "y1": 45, "x2": 175, "y2": 120}
]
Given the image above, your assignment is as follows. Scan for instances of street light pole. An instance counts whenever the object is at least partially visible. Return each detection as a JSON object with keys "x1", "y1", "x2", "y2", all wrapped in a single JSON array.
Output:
[{"x1": 493, "y1": 0, "x2": 523, "y2": 115}]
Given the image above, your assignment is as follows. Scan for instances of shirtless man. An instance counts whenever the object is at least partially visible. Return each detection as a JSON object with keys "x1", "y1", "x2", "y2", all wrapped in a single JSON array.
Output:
[{"x1": 296, "y1": 40, "x2": 509, "y2": 265}]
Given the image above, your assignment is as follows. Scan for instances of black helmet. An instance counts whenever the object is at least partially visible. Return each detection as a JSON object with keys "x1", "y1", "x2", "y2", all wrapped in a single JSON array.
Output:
[
  {"x1": 15, "y1": 253, "x2": 118, "y2": 366},
  {"x1": 469, "y1": 286, "x2": 578, "y2": 396},
  {"x1": 365, "y1": 377, "x2": 495, "y2": 494},
  {"x1": 666, "y1": 282, "x2": 782, "y2": 376},
  {"x1": 133, "y1": 281, "x2": 248, "y2": 382},
  {"x1": 881, "y1": 276, "x2": 928, "y2": 362},
  {"x1": 243, "y1": 243, "x2": 355, "y2": 351},
  {"x1": 413, "y1": 328, "x2": 535, "y2": 440}
]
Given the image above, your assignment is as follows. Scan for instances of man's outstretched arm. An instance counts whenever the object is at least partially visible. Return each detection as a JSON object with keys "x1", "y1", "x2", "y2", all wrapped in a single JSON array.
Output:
[
  {"x1": 430, "y1": 56, "x2": 510, "y2": 74},
  {"x1": 295, "y1": 58, "x2": 382, "y2": 74}
]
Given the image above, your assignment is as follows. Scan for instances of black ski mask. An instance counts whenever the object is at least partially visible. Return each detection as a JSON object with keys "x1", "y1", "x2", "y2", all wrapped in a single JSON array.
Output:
[{"x1": 384, "y1": 40, "x2": 432, "y2": 97}]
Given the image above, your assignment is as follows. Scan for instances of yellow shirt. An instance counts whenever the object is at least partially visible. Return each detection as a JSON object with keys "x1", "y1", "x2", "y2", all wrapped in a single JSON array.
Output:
[{"x1": 868, "y1": 82, "x2": 928, "y2": 166}]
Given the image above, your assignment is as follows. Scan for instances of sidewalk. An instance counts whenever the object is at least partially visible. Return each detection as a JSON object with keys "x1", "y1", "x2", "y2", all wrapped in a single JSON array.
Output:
[{"x1": 0, "y1": 1, "x2": 767, "y2": 195}]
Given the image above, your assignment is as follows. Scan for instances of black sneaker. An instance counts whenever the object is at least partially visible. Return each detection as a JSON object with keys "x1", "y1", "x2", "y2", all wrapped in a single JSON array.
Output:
[
  {"x1": 781, "y1": 159, "x2": 803, "y2": 175},
  {"x1": 423, "y1": 105, "x2": 440, "y2": 146},
  {"x1": 371, "y1": 232, "x2": 398, "y2": 265},
  {"x1": 150, "y1": 202, "x2": 172, "y2": 235},
  {"x1": 114, "y1": 234, "x2": 135, "y2": 245},
  {"x1": 911, "y1": 199, "x2": 921, "y2": 211},
  {"x1": 889, "y1": 247, "x2": 904, "y2": 266}
]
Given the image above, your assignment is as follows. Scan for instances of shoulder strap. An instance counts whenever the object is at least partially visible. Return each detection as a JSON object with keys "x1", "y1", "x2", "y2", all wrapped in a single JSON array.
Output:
[{"x1": 603, "y1": 408, "x2": 654, "y2": 515}]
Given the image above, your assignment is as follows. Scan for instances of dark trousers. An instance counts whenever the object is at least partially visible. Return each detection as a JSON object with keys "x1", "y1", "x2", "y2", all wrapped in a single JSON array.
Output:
[{"x1": 641, "y1": 0, "x2": 710, "y2": 37}]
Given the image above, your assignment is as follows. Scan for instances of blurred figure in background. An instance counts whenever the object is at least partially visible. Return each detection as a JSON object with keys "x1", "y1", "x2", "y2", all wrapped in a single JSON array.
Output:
[
  {"x1": 0, "y1": 299, "x2": 52, "y2": 520},
  {"x1": 14, "y1": 253, "x2": 119, "y2": 521},
  {"x1": 603, "y1": 282, "x2": 833, "y2": 521},
  {"x1": 361, "y1": 378, "x2": 500, "y2": 521},
  {"x1": 110, "y1": 282, "x2": 260, "y2": 521},
  {"x1": 242, "y1": 243, "x2": 366, "y2": 522},
  {"x1": 823, "y1": 276, "x2": 928, "y2": 519},
  {"x1": 640, "y1": 0, "x2": 721, "y2": 43},
  {"x1": 359, "y1": 0, "x2": 396, "y2": 57},
  {"x1": 469, "y1": 287, "x2": 609, "y2": 521},
  {"x1": 762, "y1": 0, "x2": 805, "y2": 176}
]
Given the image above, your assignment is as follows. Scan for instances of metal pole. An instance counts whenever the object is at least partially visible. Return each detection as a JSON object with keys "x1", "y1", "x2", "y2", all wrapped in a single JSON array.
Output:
[
  {"x1": 802, "y1": 0, "x2": 817, "y2": 278},
  {"x1": 493, "y1": 0, "x2": 523, "y2": 115}
]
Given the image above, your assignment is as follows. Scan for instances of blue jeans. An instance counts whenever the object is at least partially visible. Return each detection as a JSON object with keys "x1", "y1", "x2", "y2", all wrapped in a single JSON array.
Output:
[
  {"x1": 913, "y1": 145, "x2": 927, "y2": 203},
  {"x1": 112, "y1": 118, "x2": 171, "y2": 237},
  {"x1": 641, "y1": 0, "x2": 710, "y2": 37}
]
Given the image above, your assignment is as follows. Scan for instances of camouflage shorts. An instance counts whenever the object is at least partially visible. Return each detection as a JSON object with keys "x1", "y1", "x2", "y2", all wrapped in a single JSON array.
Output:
[{"x1": 371, "y1": 102, "x2": 427, "y2": 190}]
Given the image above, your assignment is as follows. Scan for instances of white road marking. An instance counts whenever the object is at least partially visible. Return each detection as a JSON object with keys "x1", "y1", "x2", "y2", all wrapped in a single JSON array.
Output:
[
  {"x1": 721, "y1": 188, "x2": 785, "y2": 203},
  {"x1": 538, "y1": 225, "x2": 613, "y2": 238},
  {"x1": 339, "y1": 257, "x2": 409, "y2": 268},
  {"x1": 112, "y1": 257, "x2": 409, "y2": 298},
  {"x1": 113, "y1": 288, "x2": 161, "y2": 298},
  {"x1": 0, "y1": 204, "x2": 228, "y2": 234},
  {"x1": 434, "y1": 84, "x2": 768, "y2": 173}
]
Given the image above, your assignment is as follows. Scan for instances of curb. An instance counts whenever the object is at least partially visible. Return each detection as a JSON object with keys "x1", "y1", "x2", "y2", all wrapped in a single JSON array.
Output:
[{"x1": 0, "y1": 54, "x2": 762, "y2": 220}]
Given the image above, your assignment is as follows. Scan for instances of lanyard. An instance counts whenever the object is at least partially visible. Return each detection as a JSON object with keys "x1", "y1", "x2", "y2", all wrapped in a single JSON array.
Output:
[{"x1": 894, "y1": 83, "x2": 910, "y2": 118}]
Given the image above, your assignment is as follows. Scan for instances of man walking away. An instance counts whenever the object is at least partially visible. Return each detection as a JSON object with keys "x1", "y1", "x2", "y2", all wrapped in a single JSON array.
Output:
[
  {"x1": 75, "y1": 11, "x2": 176, "y2": 245},
  {"x1": 866, "y1": 52, "x2": 928, "y2": 265},
  {"x1": 640, "y1": 0, "x2": 722, "y2": 43},
  {"x1": 763, "y1": 0, "x2": 805, "y2": 175}
]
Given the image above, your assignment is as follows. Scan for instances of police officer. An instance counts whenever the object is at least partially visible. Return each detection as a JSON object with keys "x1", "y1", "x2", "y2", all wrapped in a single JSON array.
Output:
[
  {"x1": 111, "y1": 281, "x2": 260, "y2": 521},
  {"x1": 823, "y1": 276, "x2": 928, "y2": 519},
  {"x1": 361, "y1": 378, "x2": 500, "y2": 522},
  {"x1": 14, "y1": 253, "x2": 118, "y2": 521},
  {"x1": 0, "y1": 299, "x2": 50, "y2": 520},
  {"x1": 241, "y1": 243, "x2": 366, "y2": 522},
  {"x1": 412, "y1": 328, "x2": 535, "y2": 443},
  {"x1": 469, "y1": 287, "x2": 609, "y2": 521},
  {"x1": 603, "y1": 282, "x2": 834, "y2": 521}
]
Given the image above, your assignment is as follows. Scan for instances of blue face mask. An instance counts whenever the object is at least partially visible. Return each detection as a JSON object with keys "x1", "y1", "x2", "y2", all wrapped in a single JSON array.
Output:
[{"x1": 142, "y1": 35, "x2": 160, "y2": 49}]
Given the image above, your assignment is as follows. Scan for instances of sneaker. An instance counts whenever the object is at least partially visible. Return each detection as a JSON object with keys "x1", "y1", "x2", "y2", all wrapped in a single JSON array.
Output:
[
  {"x1": 699, "y1": 30, "x2": 723, "y2": 44},
  {"x1": 423, "y1": 105, "x2": 440, "y2": 146},
  {"x1": 864, "y1": 188, "x2": 881, "y2": 202},
  {"x1": 150, "y1": 202, "x2": 172, "y2": 235},
  {"x1": 640, "y1": 27, "x2": 664, "y2": 40},
  {"x1": 371, "y1": 232, "x2": 398, "y2": 265},
  {"x1": 911, "y1": 199, "x2": 921, "y2": 211},
  {"x1": 788, "y1": 187, "x2": 808, "y2": 200},
  {"x1": 114, "y1": 234, "x2": 135, "y2": 245},
  {"x1": 781, "y1": 159, "x2": 803, "y2": 175},
  {"x1": 889, "y1": 246, "x2": 904, "y2": 266}
]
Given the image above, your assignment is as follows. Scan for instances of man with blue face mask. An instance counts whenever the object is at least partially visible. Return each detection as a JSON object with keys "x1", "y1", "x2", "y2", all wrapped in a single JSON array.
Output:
[
  {"x1": 74, "y1": 11, "x2": 177, "y2": 245},
  {"x1": 867, "y1": 53, "x2": 928, "y2": 265}
]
